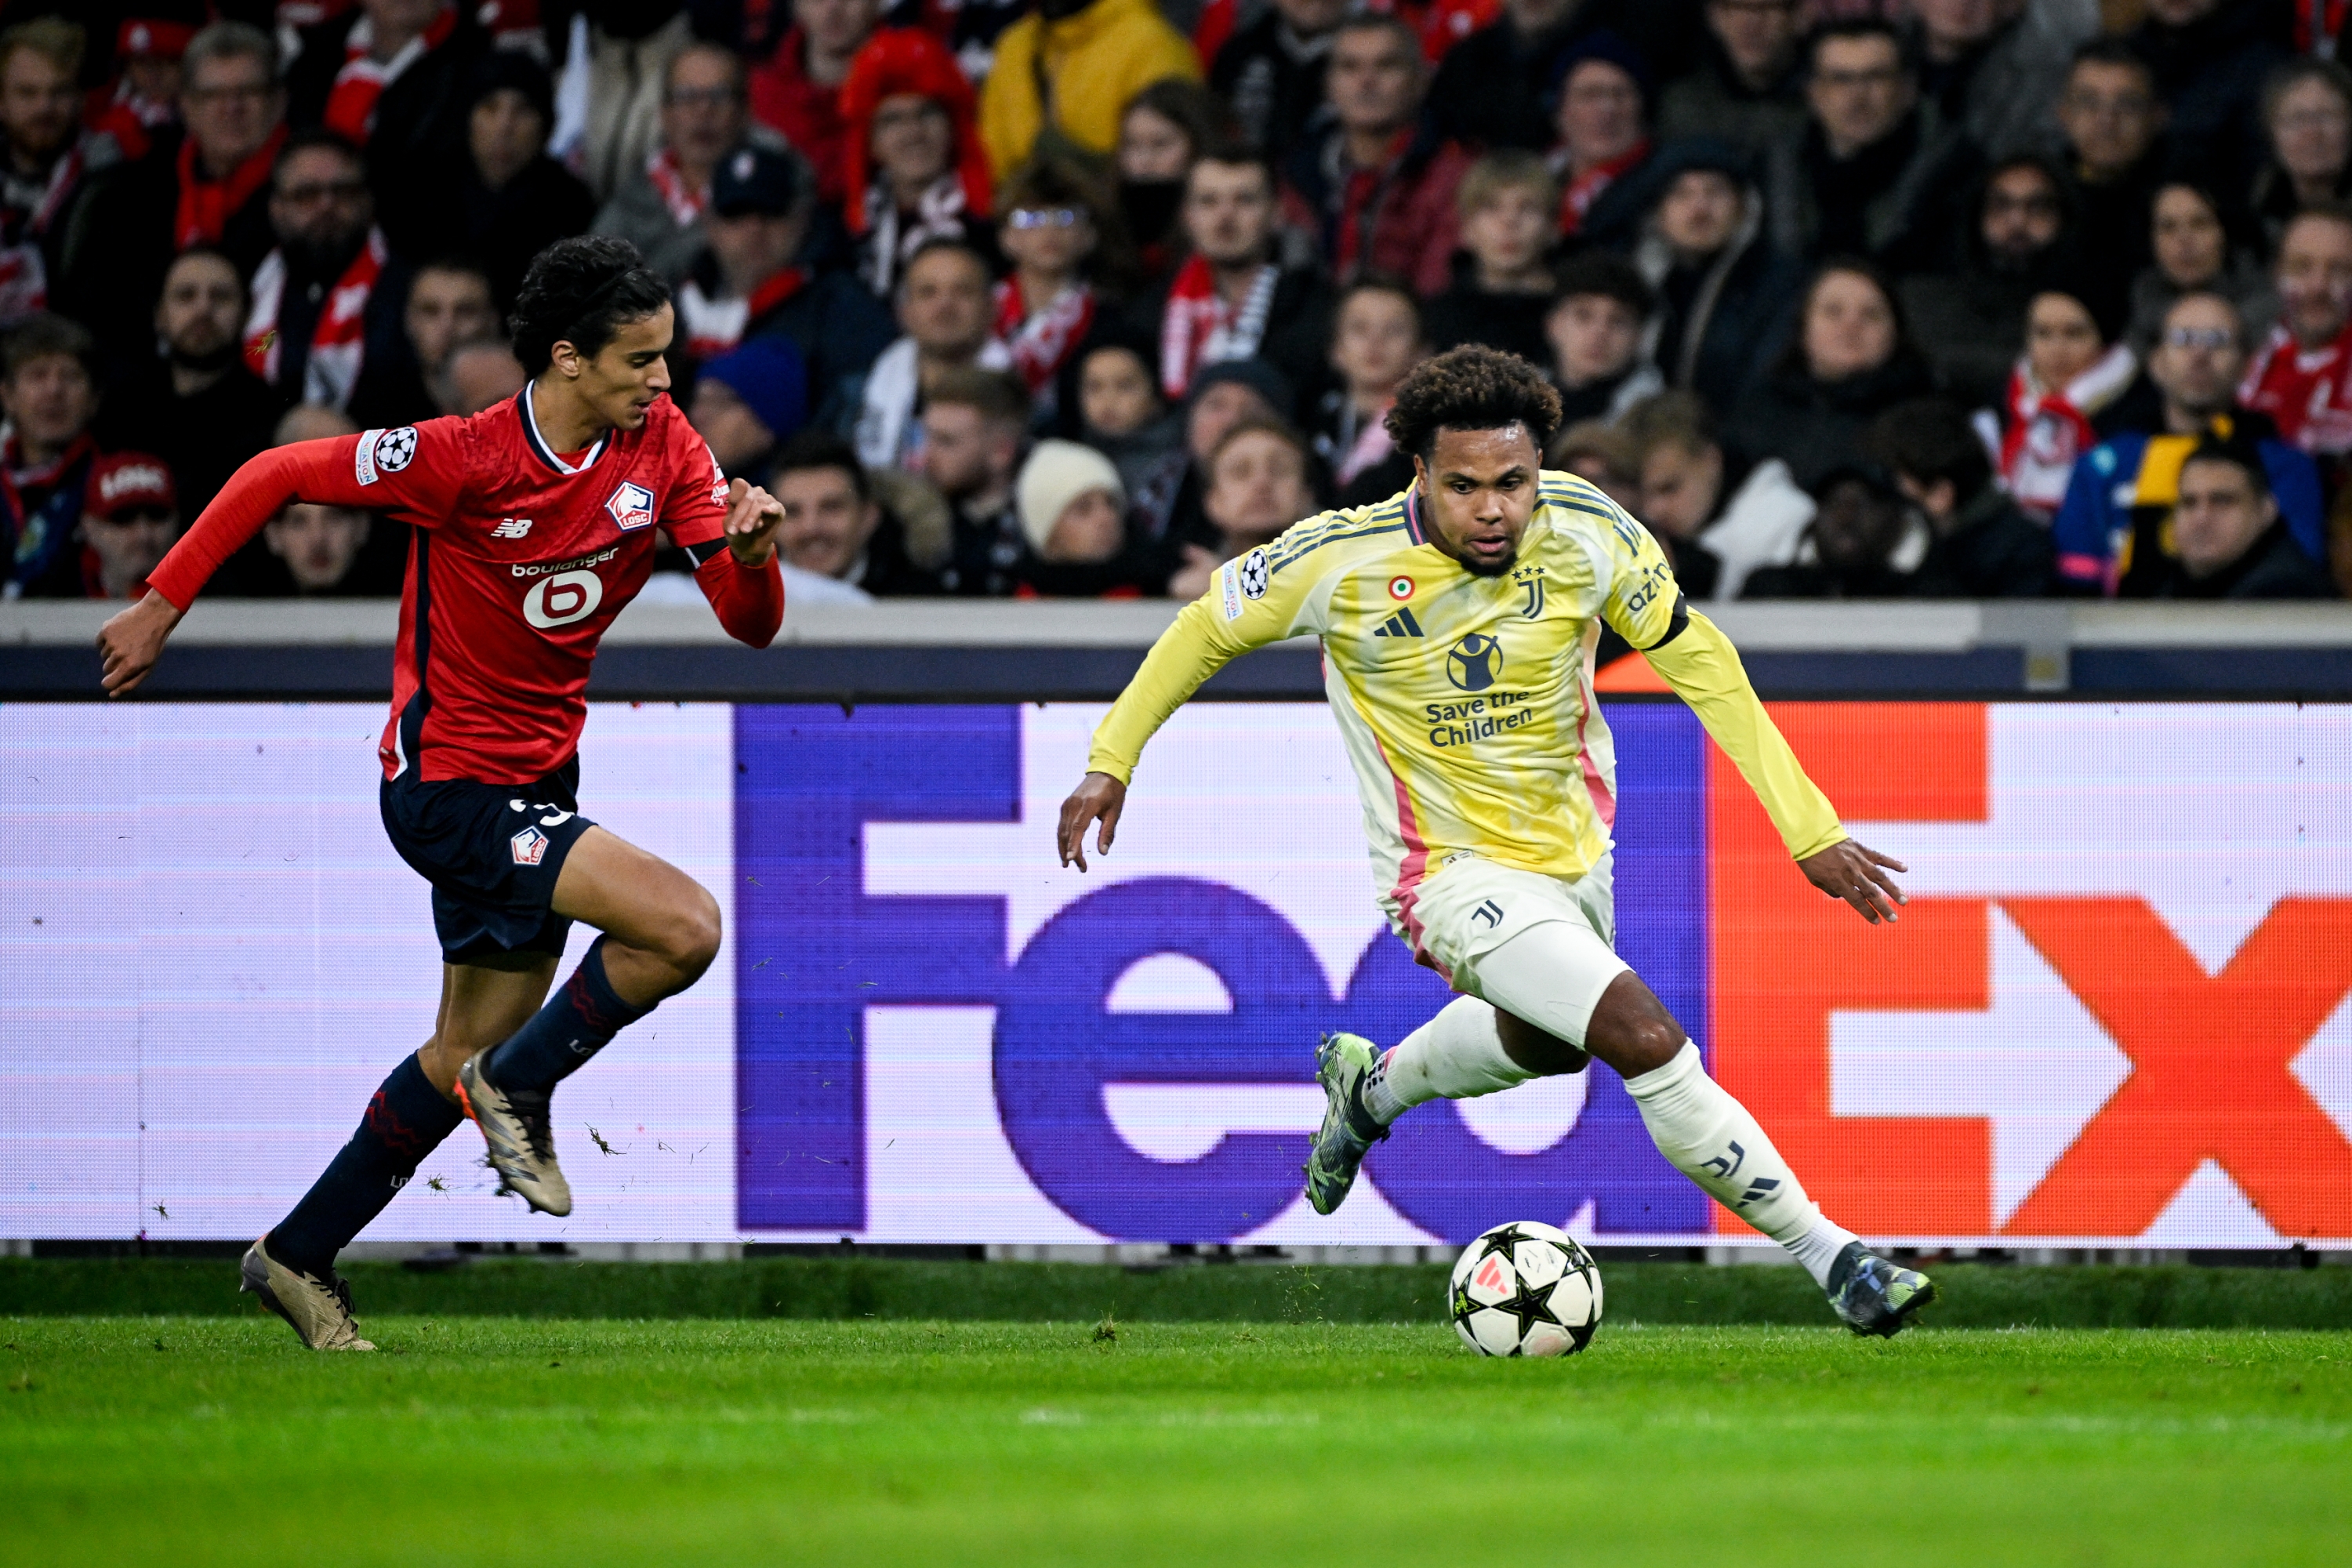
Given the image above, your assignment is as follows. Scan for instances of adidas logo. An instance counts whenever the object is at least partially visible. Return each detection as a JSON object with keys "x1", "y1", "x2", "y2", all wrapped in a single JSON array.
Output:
[{"x1": 1373, "y1": 608, "x2": 1425, "y2": 638}]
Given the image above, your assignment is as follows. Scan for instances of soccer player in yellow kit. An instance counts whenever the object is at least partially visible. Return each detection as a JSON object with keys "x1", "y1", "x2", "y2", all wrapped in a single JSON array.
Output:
[{"x1": 1057, "y1": 348, "x2": 1936, "y2": 1336}]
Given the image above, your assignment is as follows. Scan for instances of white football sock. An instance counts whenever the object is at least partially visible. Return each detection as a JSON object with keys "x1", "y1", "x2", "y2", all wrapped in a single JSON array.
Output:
[
  {"x1": 1624, "y1": 1042, "x2": 1858, "y2": 1287},
  {"x1": 1367, "y1": 996, "x2": 1530, "y2": 1123}
]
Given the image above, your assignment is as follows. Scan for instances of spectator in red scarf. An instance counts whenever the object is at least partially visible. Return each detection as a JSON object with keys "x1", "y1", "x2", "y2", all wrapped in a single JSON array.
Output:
[
  {"x1": 1208, "y1": 0, "x2": 1347, "y2": 167},
  {"x1": 838, "y1": 27, "x2": 995, "y2": 299},
  {"x1": 2241, "y1": 206, "x2": 2352, "y2": 459},
  {"x1": 0, "y1": 20, "x2": 118, "y2": 331},
  {"x1": 994, "y1": 158, "x2": 1113, "y2": 426},
  {"x1": 1145, "y1": 146, "x2": 1329, "y2": 415},
  {"x1": 1548, "y1": 31, "x2": 1653, "y2": 249},
  {"x1": 750, "y1": 0, "x2": 884, "y2": 204},
  {"x1": 286, "y1": 0, "x2": 487, "y2": 231},
  {"x1": 72, "y1": 452, "x2": 182, "y2": 602},
  {"x1": 244, "y1": 130, "x2": 413, "y2": 412},
  {"x1": 0, "y1": 313, "x2": 100, "y2": 597},
  {"x1": 1982, "y1": 284, "x2": 2140, "y2": 521},
  {"x1": 87, "y1": 16, "x2": 197, "y2": 163},
  {"x1": 1280, "y1": 14, "x2": 1467, "y2": 299},
  {"x1": 60, "y1": 22, "x2": 286, "y2": 368},
  {"x1": 593, "y1": 43, "x2": 775, "y2": 287}
]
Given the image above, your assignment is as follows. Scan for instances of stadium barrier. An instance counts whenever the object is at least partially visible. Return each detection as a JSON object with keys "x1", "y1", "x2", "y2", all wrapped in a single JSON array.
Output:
[{"x1": 5, "y1": 666, "x2": 2348, "y2": 1254}]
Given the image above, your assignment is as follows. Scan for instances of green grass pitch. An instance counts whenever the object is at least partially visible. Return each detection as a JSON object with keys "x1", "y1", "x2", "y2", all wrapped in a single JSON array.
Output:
[{"x1": 2, "y1": 1317, "x2": 2346, "y2": 1566}]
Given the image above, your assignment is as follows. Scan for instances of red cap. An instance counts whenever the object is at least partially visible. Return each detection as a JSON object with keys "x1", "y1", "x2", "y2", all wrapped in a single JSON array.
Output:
[
  {"x1": 118, "y1": 20, "x2": 198, "y2": 58},
  {"x1": 86, "y1": 452, "x2": 177, "y2": 521}
]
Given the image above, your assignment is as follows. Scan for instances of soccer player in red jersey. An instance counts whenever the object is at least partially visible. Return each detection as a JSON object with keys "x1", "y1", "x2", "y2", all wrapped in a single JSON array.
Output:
[{"x1": 95, "y1": 237, "x2": 787, "y2": 1351}]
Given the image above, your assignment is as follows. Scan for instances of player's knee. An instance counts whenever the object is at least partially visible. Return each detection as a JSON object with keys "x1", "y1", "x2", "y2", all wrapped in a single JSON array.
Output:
[{"x1": 663, "y1": 886, "x2": 722, "y2": 980}]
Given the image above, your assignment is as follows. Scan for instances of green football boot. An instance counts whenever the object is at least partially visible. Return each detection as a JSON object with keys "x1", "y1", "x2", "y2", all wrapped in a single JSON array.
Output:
[
  {"x1": 1824, "y1": 1241, "x2": 1937, "y2": 1338},
  {"x1": 1303, "y1": 1032, "x2": 1390, "y2": 1216}
]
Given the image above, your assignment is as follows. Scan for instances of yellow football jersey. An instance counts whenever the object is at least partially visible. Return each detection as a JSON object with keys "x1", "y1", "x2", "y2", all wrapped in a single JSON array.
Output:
[{"x1": 1089, "y1": 471, "x2": 1846, "y2": 910}]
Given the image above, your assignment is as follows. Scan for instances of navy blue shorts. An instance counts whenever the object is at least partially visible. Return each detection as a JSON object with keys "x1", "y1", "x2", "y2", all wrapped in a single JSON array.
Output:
[{"x1": 379, "y1": 760, "x2": 597, "y2": 964}]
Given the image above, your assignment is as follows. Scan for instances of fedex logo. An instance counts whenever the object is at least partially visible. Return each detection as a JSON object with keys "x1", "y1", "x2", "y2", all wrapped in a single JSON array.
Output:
[{"x1": 731, "y1": 703, "x2": 2352, "y2": 1247}]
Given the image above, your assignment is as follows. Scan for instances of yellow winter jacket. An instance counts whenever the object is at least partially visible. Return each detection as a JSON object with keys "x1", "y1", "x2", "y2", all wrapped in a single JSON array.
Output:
[{"x1": 978, "y1": 0, "x2": 1201, "y2": 178}]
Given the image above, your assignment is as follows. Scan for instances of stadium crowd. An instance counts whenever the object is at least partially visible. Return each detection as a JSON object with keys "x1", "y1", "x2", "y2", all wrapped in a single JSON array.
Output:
[{"x1": 2, "y1": 0, "x2": 2347, "y2": 602}]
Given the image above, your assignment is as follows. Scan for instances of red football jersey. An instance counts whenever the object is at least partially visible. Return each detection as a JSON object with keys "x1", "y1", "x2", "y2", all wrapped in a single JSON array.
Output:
[
  {"x1": 148, "y1": 387, "x2": 782, "y2": 786},
  {"x1": 2239, "y1": 322, "x2": 2352, "y2": 457}
]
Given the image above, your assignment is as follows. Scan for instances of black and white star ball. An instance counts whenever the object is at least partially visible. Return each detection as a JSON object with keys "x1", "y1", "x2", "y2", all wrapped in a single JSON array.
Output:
[
  {"x1": 373, "y1": 426, "x2": 419, "y2": 474},
  {"x1": 1448, "y1": 1219, "x2": 1604, "y2": 1357}
]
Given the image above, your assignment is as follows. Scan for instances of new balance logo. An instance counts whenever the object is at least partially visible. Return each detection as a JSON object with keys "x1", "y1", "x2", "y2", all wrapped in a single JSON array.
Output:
[
  {"x1": 1374, "y1": 608, "x2": 1425, "y2": 638},
  {"x1": 492, "y1": 517, "x2": 533, "y2": 539}
]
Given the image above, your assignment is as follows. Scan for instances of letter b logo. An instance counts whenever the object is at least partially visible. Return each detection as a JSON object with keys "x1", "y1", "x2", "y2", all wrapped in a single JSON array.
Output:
[{"x1": 524, "y1": 568, "x2": 603, "y2": 629}]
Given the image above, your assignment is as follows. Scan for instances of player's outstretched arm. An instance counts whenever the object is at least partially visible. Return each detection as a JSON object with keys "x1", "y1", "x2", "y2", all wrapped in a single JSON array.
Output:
[{"x1": 1056, "y1": 771, "x2": 1125, "y2": 872}]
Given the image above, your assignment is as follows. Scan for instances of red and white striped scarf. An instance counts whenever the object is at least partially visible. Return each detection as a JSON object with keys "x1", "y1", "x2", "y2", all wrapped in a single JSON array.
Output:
[
  {"x1": 243, "y1": 227, "x2": 389, "y2": 410},
  {"x1": 1158, "y1": 254, "x2": 1276, "y2": 400},
  {"x1": 1996, "y1": 339, "x2": 2138, "y2": 517},
  {"x1": 677, "y1": 267, "x2": 808, "y2": 359},
  {"x1": 995, "y1": 277, "x2": 1094, "y2": 397},
  {"x1": 323, "y1": 3, "x2": 458, "y2": 143},
  {"x1": 645, "y1": 147, "x2": 710, "y2": 228}
]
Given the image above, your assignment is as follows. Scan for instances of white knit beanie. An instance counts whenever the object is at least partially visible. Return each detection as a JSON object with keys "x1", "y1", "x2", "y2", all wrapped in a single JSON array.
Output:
[{"x1": 1016, "y1": 439, "x2": 1127, "y2": 554}]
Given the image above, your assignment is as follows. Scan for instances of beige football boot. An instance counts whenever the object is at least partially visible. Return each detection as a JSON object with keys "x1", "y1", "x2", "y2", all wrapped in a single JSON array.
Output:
[
  {"x1": 456, "y1": 1051, "x2": 573, "y2": 1217},
  {"x1": 240, "y1": 1238, "x2": 376, "y2": 1351}
]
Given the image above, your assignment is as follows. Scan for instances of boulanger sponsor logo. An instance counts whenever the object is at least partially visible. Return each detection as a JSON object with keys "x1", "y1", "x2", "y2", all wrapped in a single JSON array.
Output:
[
  {"x1": 606, "y1": 480, "x2": 656, "y2": 531},
  {"x1": 523, "y1": 571, "x2": 604, "y2": 629},
  {"x1": 510, "y1": 546, "x2": 621, "y2": 579}
]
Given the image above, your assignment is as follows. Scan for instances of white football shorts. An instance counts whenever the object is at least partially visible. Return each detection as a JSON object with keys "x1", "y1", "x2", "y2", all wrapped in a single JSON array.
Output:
[{"x1": 1397, "y1": 851, "x2": 1631, "y2": 1045}]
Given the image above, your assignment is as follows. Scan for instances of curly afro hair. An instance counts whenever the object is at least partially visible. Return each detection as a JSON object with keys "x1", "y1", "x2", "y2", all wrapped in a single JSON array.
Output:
[
  {"x1": 509, "y1": 235, "x2": 672, "y2": 376},
  {"x1": 1382, "y1": 345, "x2": 1562, "y2": 463}
]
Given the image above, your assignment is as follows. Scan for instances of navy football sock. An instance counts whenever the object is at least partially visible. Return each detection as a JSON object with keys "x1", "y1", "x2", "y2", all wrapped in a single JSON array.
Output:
[
  {"x1": 482, "y1": 937, "x2": 652, "y2": 1096},
  {"x1": 270, "y1": 1053, "x2": 462, "y2": 1279}
]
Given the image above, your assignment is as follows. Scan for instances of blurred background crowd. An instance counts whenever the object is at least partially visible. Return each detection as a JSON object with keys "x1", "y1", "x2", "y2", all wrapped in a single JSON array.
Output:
[{"x1": 2, "y1": 0, "x2": 2347, "y2": 604}]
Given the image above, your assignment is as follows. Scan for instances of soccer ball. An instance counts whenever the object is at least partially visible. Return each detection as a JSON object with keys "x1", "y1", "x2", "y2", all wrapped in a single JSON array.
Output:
[{"x1": 1448, "y1": 1221, "x2": 1603, "y2": 1357}]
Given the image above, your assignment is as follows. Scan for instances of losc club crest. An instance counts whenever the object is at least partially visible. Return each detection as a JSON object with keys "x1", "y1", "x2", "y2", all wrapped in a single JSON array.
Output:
[
  {"x1": 606, "y1": 480, "x2": 656, "y2": 531},
  {"x1": 510, "y1": 826, "x2": 550, "y2": 866},
  {"x1": 1446, "y1": 633, "x2": 1504, "y2": 692}
]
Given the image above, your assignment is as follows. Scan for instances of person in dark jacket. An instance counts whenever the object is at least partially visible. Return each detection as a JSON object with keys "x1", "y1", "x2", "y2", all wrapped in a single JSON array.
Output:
[
  {"x1": 2146, "y1": 437, "x2": 2338, "y2": 599},
  {"x1": 429, "y1": 52, "x2": 597, "y2": 311},
  {"x1": 285, "y1": 0, "x2": 488, "y2": 241},
  {"x1": 1629, "y1": 137, "x2": 1806, "y2": 416},
  {"x1": 1209, "y1": 0, "x2": 1347, "y2": 169},
  {"x1": 1869, "y1": 395, "x2": 2054, "y2": 597},
  {"x1": 2055, "y1": 40, "x2": 2169, "y2": 291},
  {"x1": 771, "y1": 429, "x2": 942, "y2": 596},
  {"x1": 1740, "y1": 462, "x2": 1922, "y2": 598},
  {"x1": 1726, "y1": 257, "x2": 1936, "y2": 490},
  {"x1": 1900, "y1": 153, "x2": 2083, "y2": 410},
  {"x1": 1425, "y1": 0, "x2": 1691, "y2": 154},
  {"x1": 2129, "y1": 0, "x2": 2293, "y2": 190},
  {"x1": 1656, "y1": 0, "x2": 1808, "y2": 155}
]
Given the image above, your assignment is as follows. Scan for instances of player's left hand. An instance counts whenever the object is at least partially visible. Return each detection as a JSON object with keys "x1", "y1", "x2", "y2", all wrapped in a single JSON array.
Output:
[
  {"x1": 723, "y1": 477, "x2": 785, "y2": 566},
  {"x1": 1798, "y1": 839, "x2": 1908, "y2": 924}
]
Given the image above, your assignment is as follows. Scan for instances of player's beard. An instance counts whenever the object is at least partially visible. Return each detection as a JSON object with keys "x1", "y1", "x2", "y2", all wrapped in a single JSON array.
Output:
[{"x1": 1459, "y1": 545, "x2": 1517, "y2": 579}]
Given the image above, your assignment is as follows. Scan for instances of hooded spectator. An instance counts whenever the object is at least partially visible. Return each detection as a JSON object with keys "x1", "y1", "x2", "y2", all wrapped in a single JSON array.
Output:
[
  {"x1": 1913, "y1": 0, "x2": 2096, "y2": 162},
  {"x1": 995, "y1": 158, "x2": 1115, "y2": 419},
  {"x1": 285, "y1": 0, "x2": 487, "y2": 227},
  {"x1": 2127, "y1": 180, "x2": 2275, "y2": 357},
  {"x1": 1980, "y1": 285, "x2": 2142, "y2": 520},
  {"x1": 93, "y1": 249, "x2": 288, "y2": 546},
  {"x1": 978, "y1": 0, "x2": 1202, "y2": 180},
  {"x1": 1014, "y1": 436, "x2": 1163, "y2": 594},
  {"x1": 1424, "y1": 152, "x2": 1556, "y2": 368},
  {"x1": 2056, "y1": 41, "x2": 2170, "y2": 288},
  {"x1": 690, "y1": 334, "x2": 812, "y2": 480},
  {"x1": 1282, "y1": 15, "x2": 1468, "y2": 299},
  {"x1": 1117, "y1": 79, "x2": 1235, "y2": 282},
  {"x1": 1169, "y1": 417, "x2": 1316, "y2": 597},
  {"x1": 72, "y1": 452, "x2": 180, "y2": 601},
  {"x1": 1631, "y1": 138, "x2": 1806, "y2": 416},
  {"x1": 2053, "y1": 291, "x2": 2328, "y2": 595},
  {"x1": 1739, "y1": 462, "x2": 1922, "y2": 598},
  {"x1": 2146, "y1": 437, "x2": 2337, "y2": 598},
  {"x1": 1210, "y1": 0, "x2": 1347, "y2": 166},
  {"x1": 1548, "y1": 31, "x2": 1653, "y2": 247},
  {"x1": 87, "y1": 14, "x2": 194, "y2": 163},
  {"x1": 1425, "y1": 0, "x2": 1683, "y2": 154},
  {"x1": 680, "y1": 141, "x2": 894, "y2": 423},
  {"x1": 1, "y1": 314, "x2": 100, "y2": 597},
  {"x1": 918, "y1": 365, "x2": 1031, "y2": 594},
  {"x1": 2240, "y1": 205, "x2": 2352, "y2": 458},
  {"x1": 1058, "y1": 330, "x2": 1186, "y2": 529},
  {"x1": 2251, "y1": 59, "x2": 2352, "y2": 253},
  {"x1": 0, "y1": 20, "x2": 118, "y2": 329},
  {"x1": 593, "y1": 44, "x2": 773, "y2": 287},
  {"x1": 1901, "y1": 154, "x2": 2081, "y2": 409},
  {"x1": 751, "y1": 0, "x2": 884, "y2": 202},
  {"x1": 1148, "y1": 147, "x2": 1332, "y2": 411},
  {"x1": 1726, "y1": 258, "x2": 1936, "y2": 490},
  {"x1": 1624, "y1": 388, "x2": 1813, "y2": 601},
  {"x1": 857, "y1": 238, "x2": 1013, "y2": 471},
  {"x1": 423, "y1": 52, "x2": 597, "y2": 311},
  {"x1": 1770, "y1": 18, "x2": 1976, "y2": 270},
  {"x1": 1875, "y1": 395, "x2": 2055, "y2": 597},
  {"x1": 840, "y1": 28, "x2": 995, "y2": 299},
  {"x1": 1545, "y1": 251, "x2": 1662, "y2": 426},
  {"x1": 2127, "y1": 0, "x2": 2292, "y2": 190},
  {"x1": 350, "y1": 256, "x2": 499, "y2": 428},
  {"x1": 1312, "y1": 275, "x2": 1425, "y2": 502},
  {"x1": 771, "y1": 428, "x2": 938, "y2": 595},
  {"x1": 243, "y1": 130, "x2": 411, "y2": 413},
  {"x1": 1657, "y1": 0, "x2": 1806, "y2": 155},
  {"x1": 61, "y1": 22, "x2": 286, "y2": 365}
]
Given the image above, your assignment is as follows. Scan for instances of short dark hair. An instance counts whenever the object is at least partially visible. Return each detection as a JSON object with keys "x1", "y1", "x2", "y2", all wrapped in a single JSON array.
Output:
[
  {"x1": 1806, "y1": 16, "x2": 1911, "y2": 76},
  {"x1": 1868, "y1": 397, "x2": 1991, "y2": 501},
  {"x1": 273, "y1": 126, "x2": 364, "y2": 183},
  {"x1": 901, "y1": 235, "x2": 991, "y2": 288},
  {"x1": 2180, "y1": 434, "x2": 2271, "y2": 499},
  {"x1": 771, "y1": 430, "x2": 871, "y2": 503},
  {"x1": 1383, "y1": 345, "x2": 1562, "y2": 463},
  {"x1": 1333, "y1": 12, "x2": 1422, "y2": 59},
  {"x1": 507, "y1": 235, "x2": 672, "y2": 376},
  {"x1": 924, "y1": 365, "x2": 1031, "y2": 427},
  {"x1": 1551, "y1": 250, "x2": 1654, "y2": 319},
  {"x1": 1188, "y1": 142, "x2": 1278, "y2": 195},
  {"x1": 2068, "y1": 37, "x2": 2158, "y2": 93},
  {"x1": 3, "y1": 312, "x2": 95, "y2": 383},
  {"x1": 1337, "y1": 272, "x2": 1424, "y2": 331}
]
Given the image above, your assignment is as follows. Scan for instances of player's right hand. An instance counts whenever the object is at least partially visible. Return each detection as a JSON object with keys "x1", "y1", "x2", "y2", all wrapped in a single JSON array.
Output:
[
  {"x1": 1056, "y1": 771, "x2": 1127, "y2": 873},
  {"x1": 96, "y1": 591, "x2": 183, "y2": 698}
]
